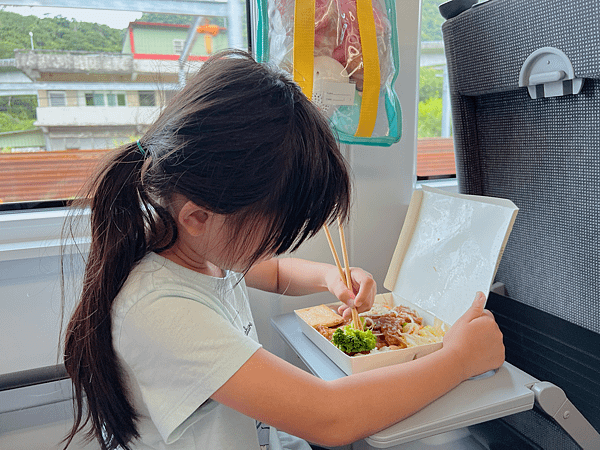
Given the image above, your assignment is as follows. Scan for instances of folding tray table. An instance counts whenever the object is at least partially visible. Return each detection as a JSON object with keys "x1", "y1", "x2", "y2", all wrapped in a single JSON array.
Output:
[{"x1": 271, "y1": 312, "x2": 599, "y2": 449}]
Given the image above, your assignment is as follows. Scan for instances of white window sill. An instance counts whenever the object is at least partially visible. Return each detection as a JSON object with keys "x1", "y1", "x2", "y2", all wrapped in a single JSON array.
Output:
[
  {"x1": 0, "y1": 208, "x2": 90, "y2": 262},
  {"x1": 417, "y1": 177, "x2": 459, "y2": 193},
  {"x1": 0, "y1": 178, "x2": 459, "y2": 262}
]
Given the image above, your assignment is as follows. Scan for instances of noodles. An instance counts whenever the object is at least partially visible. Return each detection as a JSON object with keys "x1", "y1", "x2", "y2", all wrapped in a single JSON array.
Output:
[{"x1": 314, "y1": 305, "x2": 447, "y2": 356}]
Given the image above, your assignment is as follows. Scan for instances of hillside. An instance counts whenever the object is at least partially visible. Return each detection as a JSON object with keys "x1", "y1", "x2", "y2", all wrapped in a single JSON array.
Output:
[{"x1": 0, "y1": 10, "x2": 124, "y2": 59}]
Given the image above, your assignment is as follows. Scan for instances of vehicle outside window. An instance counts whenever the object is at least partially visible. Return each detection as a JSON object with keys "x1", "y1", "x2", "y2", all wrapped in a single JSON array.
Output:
[{"x1": 0, "y1": 3, "x2": 248, "y2": 208}]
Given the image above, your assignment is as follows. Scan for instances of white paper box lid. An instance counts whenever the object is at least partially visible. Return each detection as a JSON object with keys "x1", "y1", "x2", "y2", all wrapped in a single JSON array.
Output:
[{"x1": 383, "y1": 186, "x2": 518, "y2": 325}]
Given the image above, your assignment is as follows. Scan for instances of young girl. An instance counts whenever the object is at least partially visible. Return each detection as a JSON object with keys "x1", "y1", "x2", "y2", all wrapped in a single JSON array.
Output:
[{"x1": 63, "y1": 50, "x2": 504, "y2": 450}]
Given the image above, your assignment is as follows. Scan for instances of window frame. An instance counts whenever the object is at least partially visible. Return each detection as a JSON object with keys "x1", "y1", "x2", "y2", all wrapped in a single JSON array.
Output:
[
  {"x1": 48, "y1": 91, "x2": 67, "y2": 107},
  {"x1": 138, "y1": 90, "x2": 156, "y2": 107},
  {"x1": 84, "y1": 91, "x2": 127, "y2": 107},
  {"x1": 416, "y1": 2, "x2": 456, "y2": 181}
]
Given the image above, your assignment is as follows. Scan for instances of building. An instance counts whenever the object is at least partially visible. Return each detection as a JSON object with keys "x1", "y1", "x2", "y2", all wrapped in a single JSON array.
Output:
[{"x1": 7, "y1": 19, "x2": 228, "y2": 151}]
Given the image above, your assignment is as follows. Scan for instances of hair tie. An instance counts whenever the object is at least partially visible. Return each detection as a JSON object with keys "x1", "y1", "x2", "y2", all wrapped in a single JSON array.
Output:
[{"x1": 136, "y1": 140, "x2": 146, "y2": 157}]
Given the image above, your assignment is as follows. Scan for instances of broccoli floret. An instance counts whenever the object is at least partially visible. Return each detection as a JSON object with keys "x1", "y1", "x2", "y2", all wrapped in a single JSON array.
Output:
[{"x1": 332, "y1": 325, "x2": 377, "y2": 354}]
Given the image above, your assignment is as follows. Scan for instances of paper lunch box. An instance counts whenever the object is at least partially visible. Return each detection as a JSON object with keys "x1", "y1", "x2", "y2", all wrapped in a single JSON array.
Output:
[{"x1": 295, "y1": 186, "x2": 519, "y2": 375}]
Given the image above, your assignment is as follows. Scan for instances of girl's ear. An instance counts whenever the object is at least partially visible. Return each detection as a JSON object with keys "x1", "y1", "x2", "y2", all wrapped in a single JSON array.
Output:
[{"x1": 177, "y1": 201, "x2": 210, "y2": 237}]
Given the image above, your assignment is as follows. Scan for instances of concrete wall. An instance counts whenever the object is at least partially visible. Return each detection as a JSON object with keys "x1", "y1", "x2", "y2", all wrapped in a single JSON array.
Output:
[
  {"x1": 15, "y1": 50, "x2": 133, "y2": 75},
  {"x1": 35, "y1": 105, "x2": 160, "y2": 127}
]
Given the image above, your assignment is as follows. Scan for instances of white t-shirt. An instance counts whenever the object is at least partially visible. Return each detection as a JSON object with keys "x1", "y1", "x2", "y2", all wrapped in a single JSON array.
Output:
[{"x1": 112, "y1": 252, "x2": 263, "y2": 449}]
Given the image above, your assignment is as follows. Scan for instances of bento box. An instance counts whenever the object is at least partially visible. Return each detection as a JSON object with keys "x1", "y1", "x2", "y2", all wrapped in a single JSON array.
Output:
[{"x1": 295, "y1": 186, "x2": 519, "y2": 375}]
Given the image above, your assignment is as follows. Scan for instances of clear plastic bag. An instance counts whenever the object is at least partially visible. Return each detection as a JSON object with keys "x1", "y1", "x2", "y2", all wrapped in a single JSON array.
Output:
[{"x1": 257, "y1": 0, "x2": 401, "y2": 147}]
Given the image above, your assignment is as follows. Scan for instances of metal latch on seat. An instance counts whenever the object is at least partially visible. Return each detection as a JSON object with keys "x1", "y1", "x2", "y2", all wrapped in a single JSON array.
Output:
[
  {"x1": 519, "y1": 47, "x2": 584, "y2": 99},
  {"x1": 531, "y1": 382, "x2": 600, "y2": 449}
]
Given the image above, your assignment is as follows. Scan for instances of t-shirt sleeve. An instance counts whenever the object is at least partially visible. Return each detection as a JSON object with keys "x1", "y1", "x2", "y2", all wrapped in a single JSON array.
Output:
[{"x1": 116, "y1": 291, "x2": 262, "y2": 442}]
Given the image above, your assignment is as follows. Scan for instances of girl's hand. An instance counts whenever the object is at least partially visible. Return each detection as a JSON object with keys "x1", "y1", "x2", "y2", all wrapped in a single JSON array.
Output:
[
  {"x1": 324, "y1": 266, "x2": 377, "y2": 319},
  {"x1": 442, "y1": 292, "x2": 505, "y2": 380}
]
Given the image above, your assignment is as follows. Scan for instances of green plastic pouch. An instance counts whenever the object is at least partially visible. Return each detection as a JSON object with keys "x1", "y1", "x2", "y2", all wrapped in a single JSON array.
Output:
[{"x1": 256, "y1": 0, "x2": 402, "y2": 147}]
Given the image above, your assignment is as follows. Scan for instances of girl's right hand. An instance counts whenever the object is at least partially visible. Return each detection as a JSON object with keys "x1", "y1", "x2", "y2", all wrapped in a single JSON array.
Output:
[{"x1": 442, "y1": 292, "x2": 505, "y2": 380}]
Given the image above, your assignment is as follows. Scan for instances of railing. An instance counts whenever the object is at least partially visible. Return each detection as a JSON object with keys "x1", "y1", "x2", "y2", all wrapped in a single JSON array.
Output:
[{"x1": 14, "y1": 49, "x2": 133, "y2": 74}]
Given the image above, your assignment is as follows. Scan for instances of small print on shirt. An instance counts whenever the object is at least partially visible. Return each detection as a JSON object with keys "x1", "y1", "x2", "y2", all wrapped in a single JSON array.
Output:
[{"x1": 257, "y1": 421, "x2": 270, "y2": 448}]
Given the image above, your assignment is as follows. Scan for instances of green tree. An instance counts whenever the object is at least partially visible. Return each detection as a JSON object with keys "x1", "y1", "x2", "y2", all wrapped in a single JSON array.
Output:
[
  {"x1": 0, "y1": 10, "x2": 123, "y2": 58},
  {"x1": 419, "y1": 66, "x2": 443, "y2": 102},
  {"x1": 418, "y1": 66, "x2": 444, "y2": 137},
  {"x1": 418, "y1": 97, "x2": 443, "y2": 138},
  {"x1": 0, "y1": 112, "x2": 35, "y2": 132},
  {"x1": 0, "y1": 95, "x2": 37, "y2": 132},
  {"x1": 0, "y1": 95, "x2": 37, "y2": 119},
  {"x1": 419, "y1": 0, "x2": 448, "y2": 140},
  {"x1": 421, "y1": 0, "x2": 445, "y2": 42}
]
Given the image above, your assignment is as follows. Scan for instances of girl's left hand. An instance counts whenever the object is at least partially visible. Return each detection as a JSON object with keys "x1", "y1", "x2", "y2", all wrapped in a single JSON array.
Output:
[{"x1": 325, "y1": 267, "x2": 377, "y2": 319}]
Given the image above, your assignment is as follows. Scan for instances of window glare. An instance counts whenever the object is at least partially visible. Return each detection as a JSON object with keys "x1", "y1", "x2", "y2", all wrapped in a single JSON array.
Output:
[{"x1": 0, "y1": 2, "x2": 248, "y2": 208}]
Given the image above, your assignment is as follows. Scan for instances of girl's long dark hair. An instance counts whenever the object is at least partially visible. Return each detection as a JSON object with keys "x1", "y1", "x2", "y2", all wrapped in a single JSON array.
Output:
[{"x1": 62, "y1": 50, "x2": 351, "y2": 449}]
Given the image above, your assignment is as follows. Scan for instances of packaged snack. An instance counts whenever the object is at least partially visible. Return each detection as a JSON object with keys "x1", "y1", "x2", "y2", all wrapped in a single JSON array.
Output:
[{"x1": 256, "y1": 0, "x2": 402, "y2": 146}]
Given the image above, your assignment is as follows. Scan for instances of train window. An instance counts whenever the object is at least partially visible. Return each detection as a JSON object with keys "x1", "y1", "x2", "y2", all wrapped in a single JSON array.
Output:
[
  {"x1": 417, "y1": 0, "x2": 456, "y2": 180},
  {"x1": 0, "y1": 2, "x2": 249, "y2": 209}
]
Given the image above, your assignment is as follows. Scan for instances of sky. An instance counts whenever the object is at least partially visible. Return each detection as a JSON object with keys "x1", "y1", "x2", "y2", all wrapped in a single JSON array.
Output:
[{"x1": 3, "y1": 6, "x2": 143, "y2": 29}]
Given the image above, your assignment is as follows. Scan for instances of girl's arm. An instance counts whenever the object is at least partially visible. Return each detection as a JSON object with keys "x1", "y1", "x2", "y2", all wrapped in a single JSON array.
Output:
[
  {"x1": 212, "y1": 293, "x2": 504, "y2": 447},
  {"x1": 245, "y1": 257, "x2": 376, "y2": 315}
]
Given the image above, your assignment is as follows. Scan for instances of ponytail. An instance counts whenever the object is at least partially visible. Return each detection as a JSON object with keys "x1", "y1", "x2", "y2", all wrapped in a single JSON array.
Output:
[
  {"x1": 62, "y1": 50, "x2": 351, "y2": 449},
  {"x1": 62, "y1": 142, "x2": 176, "y2": 450}
]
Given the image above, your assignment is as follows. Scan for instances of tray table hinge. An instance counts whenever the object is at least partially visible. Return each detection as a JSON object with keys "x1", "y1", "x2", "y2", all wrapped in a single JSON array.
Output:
[
  {"x1": 519, "y1": 47, "x2": 584, "y2": 99},
  {"x1": 531, "y1": 381, "x2": 600, "y2": 449}
]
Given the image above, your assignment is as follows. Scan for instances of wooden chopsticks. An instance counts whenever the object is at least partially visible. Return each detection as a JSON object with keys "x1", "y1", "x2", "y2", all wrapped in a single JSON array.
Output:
[{"x1": 323, "y1": 219, "x2": 363, "y2": 330}]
